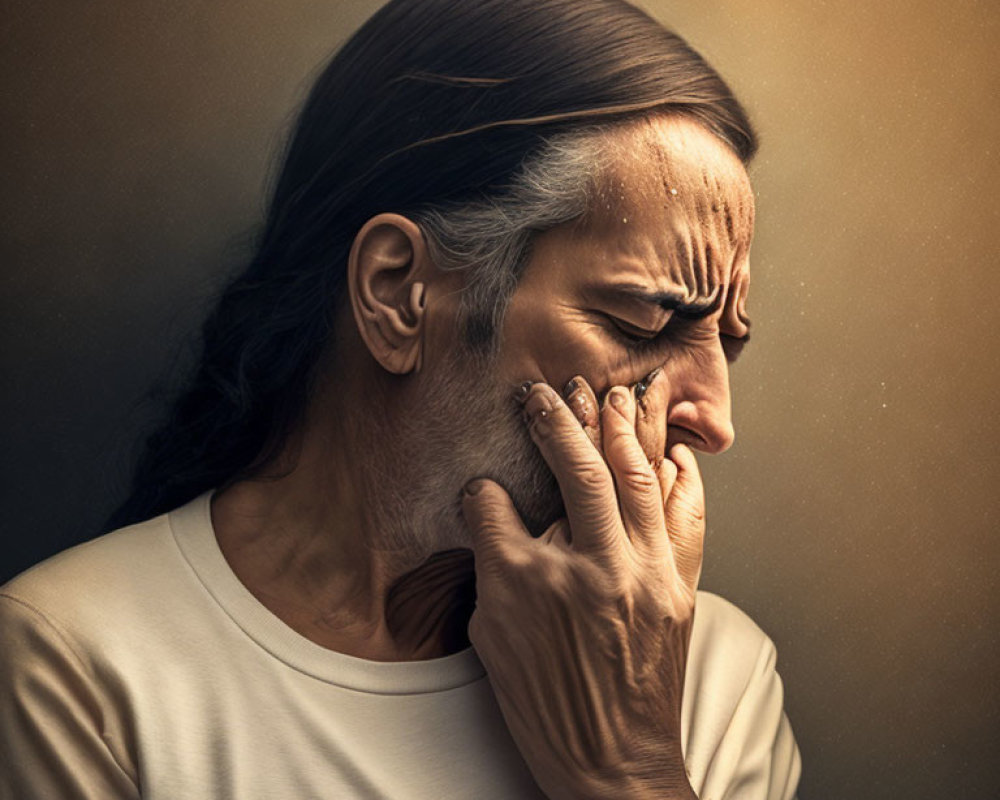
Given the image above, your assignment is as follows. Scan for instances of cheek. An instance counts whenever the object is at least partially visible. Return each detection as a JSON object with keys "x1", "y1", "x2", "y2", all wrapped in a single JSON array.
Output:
[
  {"x1": 497, "y1": 300, "x2": 616, "y2": 390},
  {"x1": 660, "y1": 336, "x2": 730, "y2": 395},
  {"x1": 599, "y1": 329, "x2": 725, "y2": 396}
]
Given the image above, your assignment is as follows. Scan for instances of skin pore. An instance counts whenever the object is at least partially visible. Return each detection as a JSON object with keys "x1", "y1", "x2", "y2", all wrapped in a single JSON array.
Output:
[{"x1": 209, "y1": 114, "x2": 756, "y2": 662}]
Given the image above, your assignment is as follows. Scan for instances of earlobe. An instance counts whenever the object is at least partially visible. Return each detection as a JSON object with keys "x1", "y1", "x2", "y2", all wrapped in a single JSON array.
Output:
[{"x1": 347, "y1": 214, "x2": 430, "y2": 375}]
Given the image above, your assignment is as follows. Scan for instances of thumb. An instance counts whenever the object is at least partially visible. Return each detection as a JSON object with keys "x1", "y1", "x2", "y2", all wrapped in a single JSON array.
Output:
[{"x1": 461, "y1": 479, "x2": 532, "y2": 570}]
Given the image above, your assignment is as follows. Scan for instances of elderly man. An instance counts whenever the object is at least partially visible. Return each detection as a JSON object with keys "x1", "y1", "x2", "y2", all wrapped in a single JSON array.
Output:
[{"x1": 0, "y1": 0, "x2": 800, "y2": 798}]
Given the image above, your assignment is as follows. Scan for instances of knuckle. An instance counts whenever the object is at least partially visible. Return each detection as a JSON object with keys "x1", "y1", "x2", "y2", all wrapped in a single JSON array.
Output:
[
  {"x1": 472, "y1": 495, "x2": 510, "y2": 521},
  {"x1": 673, "y1": 538, "x2": 705, "y2": 562},
  {"x1": 586, "y1": 550, "x2": 627, "y2": 586},
  {"x1": 572, "y1": 461, "x2": 611, "y2": 494},
  {"x1": 485, "y1": 542, "x2": 540, "y2": 586},
  {"x1": 620, "y1": 462, "x2": 659, "y2": 494},
  {"x1": 604, "y1": 426, "x2": 636, "y2": 458},
  {"x1": 657, "y1": 458, "x2": 678, "y2": 481},
  {"x1": 467, "y1": 508, "x2": 510, "y2": 545},
  {"x1": 531, "y1": 402, "x2": 586, "y2": 442},
  {"x1": 502, "y1": 544, "x2": 536, "y2": 572},
  {"x1": 475, "y1": 519, "x2": 509, "y2": 545},
  {"x1": 668, "y1": 484, "x2": 706, "y2": 511},
  {"x1": 538, "y1": 555, "x2": 575, "y2": 598},
  {"x1": 577, "y1": 505, "x2": 622, "y2": 536},
  {"x1": 526, "y1": 413, "x2": 555, "y2": 441}
]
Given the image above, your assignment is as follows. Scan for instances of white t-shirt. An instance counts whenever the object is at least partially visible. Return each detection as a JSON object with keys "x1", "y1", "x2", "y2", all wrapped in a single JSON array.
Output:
[{"x1": 0, "y1": 491, "x2": 801, "y2": 799}]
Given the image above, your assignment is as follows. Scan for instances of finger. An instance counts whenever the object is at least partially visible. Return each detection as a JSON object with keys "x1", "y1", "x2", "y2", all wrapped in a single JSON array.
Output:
[
  {"x1": 600, "y1": 385, "x2": 665, "y2": 546},
  {"x1": 663, "y1": 444, "x2": 706, "y2": 589},
  {"x1": 634, "y1": 367, "x2": 668, "y2": 469},
  {"x1": 521, "y1": 383, "x2": 622, "y2": 554},
  {"x1": 461, "y1": 479, "x2": 533, "y2": 577},
  {"x1": 655, "y1": 453, "x2": 679, "y2": 504},
  {"x1": 562, "y1": 376, "x2": 602, "y2": 456},
  {"x1": 645, "y1": 456, "x2": 680, "y2": 563}
]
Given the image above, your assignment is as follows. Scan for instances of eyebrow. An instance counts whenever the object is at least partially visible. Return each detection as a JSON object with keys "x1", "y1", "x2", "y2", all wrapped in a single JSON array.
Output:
[{"x1": 597, "y1": 284, "x2": 753, "y2": 341}]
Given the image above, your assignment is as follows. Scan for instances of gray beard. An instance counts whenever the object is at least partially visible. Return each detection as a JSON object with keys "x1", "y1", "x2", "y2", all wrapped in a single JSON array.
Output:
[{"x1": 356, "y1": 349, "x2": 563, "y2": 568}]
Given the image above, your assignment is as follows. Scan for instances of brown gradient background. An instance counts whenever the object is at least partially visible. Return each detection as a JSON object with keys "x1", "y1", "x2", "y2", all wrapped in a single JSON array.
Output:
[{"x1": 1, "y1": 1, "x2": 997, "y2": 798}]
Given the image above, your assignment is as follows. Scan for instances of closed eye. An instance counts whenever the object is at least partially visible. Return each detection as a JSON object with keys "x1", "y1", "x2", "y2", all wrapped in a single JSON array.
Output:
[
  {"x1": 600, "y1": 314, "x2": 673, "y2": 355},
  {"x1": 605, "y1": 313, "x2": 750, "y2": 364},
  {"x1": 605, "y1": 315, "x2": 661, "y2": 341}
]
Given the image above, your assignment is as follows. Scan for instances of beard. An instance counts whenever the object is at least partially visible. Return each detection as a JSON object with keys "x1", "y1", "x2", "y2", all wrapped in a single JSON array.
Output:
[
  {"x1": 372, "y1": 344, "x2": 569, "y2": 654},
  {"x1": 361, "y1": 345, "x2": 565, "y2": 562}
]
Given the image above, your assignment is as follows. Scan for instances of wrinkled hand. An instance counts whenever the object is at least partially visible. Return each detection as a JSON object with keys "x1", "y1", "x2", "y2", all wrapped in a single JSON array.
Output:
[{"x1": 461, "y1": 371, "x2": 706, "y2": 800}]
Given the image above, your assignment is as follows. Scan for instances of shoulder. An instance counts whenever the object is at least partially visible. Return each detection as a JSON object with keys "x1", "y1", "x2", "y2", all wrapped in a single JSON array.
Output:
[
  {"x1": 0, "y1": 521, "x2": 165, "y2": 798},
  {"x1": 0, "y1": 501, "x2": 219, "y2": 726},
  {"x1": 685, "y1": 589, "x2": 777, "y2": 735},
  {"x1": 683, "y1": 590, "x2": 801, "y2": 800},
  {"x1": 0, "y1": 508, "x2": 194, "y2": 668},
  {"x1": 689, "y1": 589, "x2": 775, "y2": 687},
  {"x1": 1, "y1": 511, "x2": 176, "y2": 621}
]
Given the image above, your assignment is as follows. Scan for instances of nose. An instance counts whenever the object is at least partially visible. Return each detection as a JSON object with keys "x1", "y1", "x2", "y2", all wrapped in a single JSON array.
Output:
[{"x1": 663, "y1": 344, "x2": 735, "y2": 455}]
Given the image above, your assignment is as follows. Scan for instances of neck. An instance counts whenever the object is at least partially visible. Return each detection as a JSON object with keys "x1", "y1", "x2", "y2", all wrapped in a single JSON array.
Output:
[{"x1": 210, "y1": 367, "x2": 477, "y2": 662}]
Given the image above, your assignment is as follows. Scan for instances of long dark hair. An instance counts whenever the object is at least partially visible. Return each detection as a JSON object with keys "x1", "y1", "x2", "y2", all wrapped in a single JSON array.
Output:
[{"x1": 104, "y1": 0, "x2": 757, "y2": 531}]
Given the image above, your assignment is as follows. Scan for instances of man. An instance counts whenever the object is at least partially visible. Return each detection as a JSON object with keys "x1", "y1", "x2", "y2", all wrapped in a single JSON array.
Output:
[{"x1": 0, "y1": 0, "x2": 800, "y2": 798}]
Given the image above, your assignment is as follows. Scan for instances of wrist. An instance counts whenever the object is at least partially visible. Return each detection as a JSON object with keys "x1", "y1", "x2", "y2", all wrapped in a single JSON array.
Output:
[
  {"x1": 576, "y1": 781, "x2": 697, "y2": 800},
  {"x1": 599, "y1": 778, "x2": 697, "y2": 800},
  {"x1": 598, "y1": 741, "x2": 697, "y2": 800},
  {"x1": 571, "y1": 762, "x2": 697, "y2": 800}
]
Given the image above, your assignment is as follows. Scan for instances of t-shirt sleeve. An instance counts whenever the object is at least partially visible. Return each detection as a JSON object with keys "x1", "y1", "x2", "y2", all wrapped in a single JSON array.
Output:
[
  {"x1": 0, "y1": 593, "x2": 140, "y2": 800},
  {"x1": 701, "y1": 634, "x2": 801, "y2": 800}
]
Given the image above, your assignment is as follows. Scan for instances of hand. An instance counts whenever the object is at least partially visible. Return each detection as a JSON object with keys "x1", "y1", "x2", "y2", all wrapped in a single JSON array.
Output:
[{"x1": 461, "y1": 371, "x2": 705, "y2": 800}]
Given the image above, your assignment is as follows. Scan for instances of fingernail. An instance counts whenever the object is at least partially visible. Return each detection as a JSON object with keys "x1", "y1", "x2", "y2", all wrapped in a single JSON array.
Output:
[
  {"x1": 566, "y1": 386, "x2": 590, "y2": 426},
  {"x1": 562, "y1": 377, "x2": 580, "y2": 398},
  {"x1": 514, "y1": 381, "x2": 534, "y2": 403},
  {"x1": 635, "y1": 367, "x2": 662, "y2": 402},
  {"x1": 523, "y1": 385, "x2": 555, "y2": 422},
  {"x1": 464, "y1": 479, "x2": 485, "y2": 496}
]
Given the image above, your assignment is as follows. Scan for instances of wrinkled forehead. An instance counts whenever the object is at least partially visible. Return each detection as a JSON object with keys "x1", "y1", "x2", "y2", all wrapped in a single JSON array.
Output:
[{"x1": 586, "y1": 115, "x2": 756, "y2": 272}]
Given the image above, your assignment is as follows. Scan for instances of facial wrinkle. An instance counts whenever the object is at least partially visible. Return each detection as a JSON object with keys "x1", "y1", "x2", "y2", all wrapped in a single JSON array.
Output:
[
  {"x1": 624, "y1": 118, "x2": 752, "y2": 310},
  {"x1": 723, "y1": 204, "x2": 736, "y2": 242},
  {"x1": 647, "y1": 133, "x2": 702, "y2": 299},
  {"x1": 696, "y1": 227, "x2": 710, "y2": 299},
  {"x1": 721, "y1": 243, "x2": 752, "y2": 338},
  {"x1": 672, "y1": 234, "x2": 697, "y2": 300},
  {"x1": 579, "y1": 115, "x2": 754, "y2": 352}
]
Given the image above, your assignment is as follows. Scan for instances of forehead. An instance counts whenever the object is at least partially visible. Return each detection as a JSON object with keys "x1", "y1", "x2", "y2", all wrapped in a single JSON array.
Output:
[
  {"x1": 592, "y1": 115, "x2": 754, "y2": 234},
  {"x1": 576, "y1": 114, "x2": 756, "y2": 292}
]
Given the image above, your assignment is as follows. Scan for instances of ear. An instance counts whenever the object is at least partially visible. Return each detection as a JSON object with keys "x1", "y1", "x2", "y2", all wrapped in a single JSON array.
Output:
[{"x1": 347, "y1": 213, "x2": 431, "y2": 375}]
